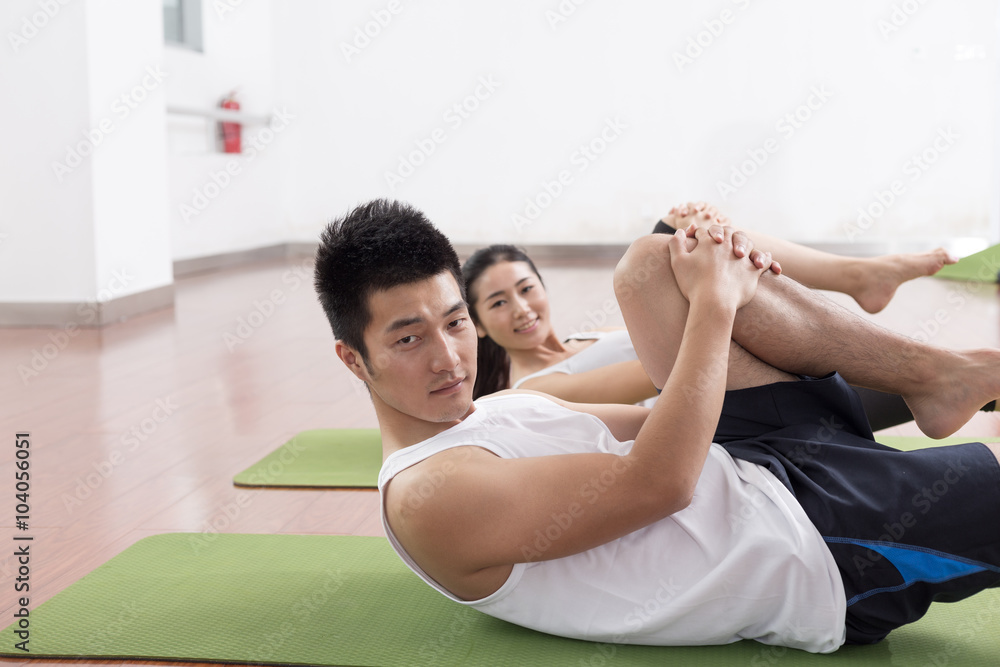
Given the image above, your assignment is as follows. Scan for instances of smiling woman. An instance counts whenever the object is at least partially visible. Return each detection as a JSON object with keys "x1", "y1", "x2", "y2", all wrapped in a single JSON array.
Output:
[{"x1": 462, "y1": 244, "x2": 659, "y2": 405}]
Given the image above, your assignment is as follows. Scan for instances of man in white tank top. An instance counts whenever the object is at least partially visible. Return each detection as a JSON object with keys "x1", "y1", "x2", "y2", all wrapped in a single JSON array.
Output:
[{"x1": 314, "y1": 199, "x2": 1000, "y2": 653}]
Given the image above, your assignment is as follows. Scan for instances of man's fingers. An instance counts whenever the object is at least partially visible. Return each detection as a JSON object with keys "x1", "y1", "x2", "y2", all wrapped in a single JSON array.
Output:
[
  {"x1": 669, "y1": 227, "x2": 690, "y2": 256},
  {"x1": 748, "y1": 248, "x2": 773, "y2": 269},
  {"x1": 770, "y1": 260, "x2": 783, "y2": 275},
  {"x1": 732, "y1": 230, "x2": 753, "y2": 258}
]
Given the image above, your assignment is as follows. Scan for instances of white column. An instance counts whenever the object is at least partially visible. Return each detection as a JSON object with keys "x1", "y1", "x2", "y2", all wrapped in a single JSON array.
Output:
[{"x1": 0, "y1": 0, "x2": 174, "y2": 326}]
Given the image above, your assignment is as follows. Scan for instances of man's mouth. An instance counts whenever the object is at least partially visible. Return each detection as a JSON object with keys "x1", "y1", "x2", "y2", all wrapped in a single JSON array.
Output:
[{"x1": 431, "y1": 378, "x2": 465, "y2": 394}]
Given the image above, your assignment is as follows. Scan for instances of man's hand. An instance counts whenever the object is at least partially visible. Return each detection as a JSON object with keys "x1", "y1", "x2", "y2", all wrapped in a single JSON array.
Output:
[
  {"x1": 665, "y1": 202, "x2": 782, "y2": 275},
  {"x1": 668, "y1": 225, "x2": 767, "y2": 312}
]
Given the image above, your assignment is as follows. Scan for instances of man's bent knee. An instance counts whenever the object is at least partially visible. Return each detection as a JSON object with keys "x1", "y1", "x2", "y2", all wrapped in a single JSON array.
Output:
[{"x1": 614, "y1": 234, "x2": 681, "y2": 303}]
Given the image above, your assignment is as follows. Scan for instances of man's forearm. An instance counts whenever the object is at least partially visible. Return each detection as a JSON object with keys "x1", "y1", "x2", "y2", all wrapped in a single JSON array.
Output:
[{"x1": 630, "y1": 298, "x2": 735, "y2": 508}]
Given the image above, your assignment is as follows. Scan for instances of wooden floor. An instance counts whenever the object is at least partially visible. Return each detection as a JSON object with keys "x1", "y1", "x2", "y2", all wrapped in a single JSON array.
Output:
[{"x1": 1, "y1": 253, "x2": 999, "y2": 666}]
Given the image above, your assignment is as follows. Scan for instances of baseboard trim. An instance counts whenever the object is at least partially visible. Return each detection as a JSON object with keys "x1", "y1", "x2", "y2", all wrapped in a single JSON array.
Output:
[
  {"x1": 5, "y1": 236, "x2": 982, "y2": 328},
  {"x1": 0, "y1": 283, "x2": 175, "y2": 328},
  {"x1": 173, "y1": 243, "x2": 314, "y2": 277},
  {"x1": 451, "y1": 243, "x2": 629, "y2": 263}
]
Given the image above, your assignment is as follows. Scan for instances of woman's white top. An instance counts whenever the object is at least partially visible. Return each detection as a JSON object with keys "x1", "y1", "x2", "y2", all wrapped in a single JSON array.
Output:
[{"x1": 512, "y1": 330, "x2": 657, "y2": 406}]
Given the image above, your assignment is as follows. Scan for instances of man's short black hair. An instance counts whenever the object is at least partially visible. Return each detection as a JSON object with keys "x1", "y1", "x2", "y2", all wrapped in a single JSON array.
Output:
[{"x1": 314, "y1": 199, "x2": 464, "y2": 368}]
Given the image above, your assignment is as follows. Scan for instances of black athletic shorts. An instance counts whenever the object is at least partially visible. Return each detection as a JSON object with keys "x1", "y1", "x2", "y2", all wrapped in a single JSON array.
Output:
[{"x1": 714, "y1": 372, "x2": 1000, "y2": 644}]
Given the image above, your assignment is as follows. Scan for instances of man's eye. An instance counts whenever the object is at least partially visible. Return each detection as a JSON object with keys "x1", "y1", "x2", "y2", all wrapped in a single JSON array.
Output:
[
  {"x1": 398, "y1": 335, "x2": 416, "y2": 345},
  {"x1": 449, "y1": 318, "x2": 466, "y2": 328}
]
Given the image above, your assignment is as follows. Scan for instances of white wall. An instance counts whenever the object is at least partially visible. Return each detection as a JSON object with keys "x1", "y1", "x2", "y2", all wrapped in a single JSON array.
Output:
[
  {"x1": 86, "y1": 0, "x2": 173, "y2": 298},
  {"x1": 274, "y1": 0, "x2": 999, "y2": 247},
  {"x1": 0, "y1": 0, "x2": 172, "y2": 304},
  {"x1": 165, "y1": 0, "x2": 292, "y2": 261},
  {"x1": 2, "y1": 0, "x2": 998, "y2": 303}
]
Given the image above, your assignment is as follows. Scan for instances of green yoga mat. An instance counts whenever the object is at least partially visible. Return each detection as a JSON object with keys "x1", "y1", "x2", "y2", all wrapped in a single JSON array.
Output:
[
  {"x1": 934, "y1": 243, "x2": 1000, "y2": 283},
  {"x1": 234, "y1": 429, "x2": 382, "y2": 488},
  {"x1": 2, "y1": 533, "x2": 998, "y2": 666},
  {"x1": 235, "y1": 432, "x2": 997, "y2": 490},
  {"x1": 878, "y1": 434, "x2": 1000, "y2": 450}
]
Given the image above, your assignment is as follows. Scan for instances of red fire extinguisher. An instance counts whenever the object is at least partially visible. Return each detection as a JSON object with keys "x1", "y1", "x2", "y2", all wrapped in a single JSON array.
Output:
[{"x1": 218, "y1": 91, "x2": 241, "y2": 153}]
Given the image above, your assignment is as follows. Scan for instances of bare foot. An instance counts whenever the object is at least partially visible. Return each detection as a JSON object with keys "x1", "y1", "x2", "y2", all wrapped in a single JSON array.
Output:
[
  {"x1": 851, "y1": 249, "x2": 958, "y2": 314},
  {"x1": 904, "y1": 348, "x2": 1000, "y2": 438}
]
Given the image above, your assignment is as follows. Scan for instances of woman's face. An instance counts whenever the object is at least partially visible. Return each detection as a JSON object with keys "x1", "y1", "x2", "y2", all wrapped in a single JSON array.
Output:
[{"x1": 470, "y1": 260, "x2": 552, "y2": 351}]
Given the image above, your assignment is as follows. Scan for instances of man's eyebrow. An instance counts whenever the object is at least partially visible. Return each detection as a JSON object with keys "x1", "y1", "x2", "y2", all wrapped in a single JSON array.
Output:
[
  {"x1": 384, "y1": 301, "x2": 468, "y2": 335},
  {"x1": 483, "y1": 277, "x2": 531, "y2": 303}
]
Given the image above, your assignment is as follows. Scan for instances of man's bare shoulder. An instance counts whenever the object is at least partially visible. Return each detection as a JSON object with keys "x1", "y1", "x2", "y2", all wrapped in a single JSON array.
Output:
[
  {"x1": 383, "y1": 445, "x2": 513, "y2": 600},
  {"x1": 384, "y1": 445, "x2": 497, "y2": 521}
]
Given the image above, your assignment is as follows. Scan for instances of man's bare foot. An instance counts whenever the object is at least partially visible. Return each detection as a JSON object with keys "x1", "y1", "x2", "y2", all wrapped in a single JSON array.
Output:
[
  {"x1": 903, "y1": 348, "x2": 1000, "y2": 439},
  {"x1": 850, "y1": 249, "x2": 958, "y2": 314}
]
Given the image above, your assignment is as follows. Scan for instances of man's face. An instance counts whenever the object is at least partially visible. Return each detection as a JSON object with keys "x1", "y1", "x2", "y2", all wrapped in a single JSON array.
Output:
[{"x1": 348, "y1": 272, "x2": 477, "y2": 425}]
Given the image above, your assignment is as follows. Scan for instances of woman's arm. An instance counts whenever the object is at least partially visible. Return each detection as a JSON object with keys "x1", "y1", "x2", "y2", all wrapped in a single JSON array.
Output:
[
  {"x1": 516, "y1": 359, "x2": 657, "y2": 405},
  {"x1": 492, "y1": 387, "x2": 651, "y2": 442}
]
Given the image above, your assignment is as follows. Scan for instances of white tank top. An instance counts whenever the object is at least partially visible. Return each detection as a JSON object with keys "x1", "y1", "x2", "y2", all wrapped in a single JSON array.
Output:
[
  {"x1": 512, "y1": 330, "x2": 634, "y2": 388},
  {"x1": 378, "y1": 393, "x2": 846, "y2": 653},
  {"x1": 512, "y1": 330, "x2": 657, "y2": 407}
]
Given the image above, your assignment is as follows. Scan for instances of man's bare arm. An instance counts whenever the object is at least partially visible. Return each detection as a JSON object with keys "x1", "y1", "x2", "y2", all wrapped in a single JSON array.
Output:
[{"x1": 385, "y1": 229, "x2": 765, "y2": 600}]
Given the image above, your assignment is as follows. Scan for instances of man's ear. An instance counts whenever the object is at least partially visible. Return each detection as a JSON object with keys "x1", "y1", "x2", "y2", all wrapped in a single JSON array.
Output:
[{"x1": 335, "y1": 340, "x2": 371, "y2": 383}]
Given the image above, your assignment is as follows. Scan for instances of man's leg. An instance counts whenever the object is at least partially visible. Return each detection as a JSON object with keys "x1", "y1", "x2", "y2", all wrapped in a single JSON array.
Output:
[
  {"x1": 655, "y1": 213, "x2": 956, "y2": 314},
  {"x1": 613, "y1": 229, "x2": 797, "y2": 394},
  {"x1": 614, "y1": 234, "x2": 1000, "y2": 438}
]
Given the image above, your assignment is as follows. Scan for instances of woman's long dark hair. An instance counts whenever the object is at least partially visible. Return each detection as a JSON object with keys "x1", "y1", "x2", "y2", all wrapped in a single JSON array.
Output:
[{"x1": 462, "y1": 245, "x2": 545, "y2": 399}]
